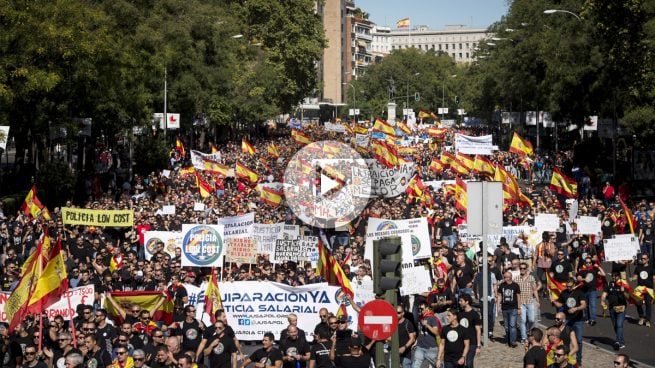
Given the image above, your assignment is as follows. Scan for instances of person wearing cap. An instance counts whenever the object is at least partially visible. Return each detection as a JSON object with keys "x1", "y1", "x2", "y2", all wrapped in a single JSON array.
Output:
[
  {"x1": 601, "y1": 272, "x2": 628, "y2": 350},
  {"x1": 329, "y1": 334, "x2": 373, "y2": 368}
]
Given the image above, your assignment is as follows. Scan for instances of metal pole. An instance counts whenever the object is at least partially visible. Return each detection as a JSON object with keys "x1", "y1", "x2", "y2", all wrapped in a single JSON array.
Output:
[
  {"x1": 536, "y1": 108, "x2": 540, "y2": 153},
  {"x1": 163, "y1": 66, "x2": 167, "y2": 138},
  {"x1": 441, "y1": 81, "x2": 445, "y2": 120}
]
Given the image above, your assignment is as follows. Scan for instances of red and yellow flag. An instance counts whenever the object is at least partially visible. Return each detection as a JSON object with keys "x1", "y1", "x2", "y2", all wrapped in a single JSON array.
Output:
[
  {"x1": 267, "y1": 144, "x2": 280, "y2": 158},
  {"x1": 210, "y1": 142, "x2": 219, "y2": 154},
  {"x1": 205, "y1": 269, "x2": 223, "y2": 323},
  {"x1": 372, "y1": 118, "x2": 396, "y2": 138},
  {"x1": 260, "y1": 186, "x2": 283, "y2": 207},
  {"x1": 371, "y1": 140, "x2": 400, "y2": 168},
  {"x1": 195, "y1": 172, "x2": 214, "y2": 198},
  {"x1": 429, "y1": 158, "x2": 444, "y2": 173},
  {"x1": 396, "y1": 17, "x2": 410, "y2": 28},
  {"x1": 427, "y1": 127, "x2": 447, "y2": 139},
  {"x1": 179, "y1": 166, "x2": 196, "y2": 177},
  {"x1": 546, "y1": 272, "x2": 567, "y2": 300},
  {"x1": 449, "y1": 156, "x2": 470, "y2": 176},
  {"x1": 455, "y1": 177, "x2": 467, "y2": 212},
  {"x1": 241, "y1": 139, "x2": 256, "y2": 155},
  {"x1": 494, "y1": 165, "x2": 521, "y2": 205},
  {"x1": 353, "y1": 124, "x2": 369, "y2": 135},
  {"x1": 291, "y1": 129, "x2": 312, "y2": 145},
  {"x1": 398, "y1": 121, "x2": 412, "y2": 135},
  {"x1": 509, "y1": 132, "x2": 534, "y2": 156},
  {"x1": 21, "y1": 185, "x2": 51, "y2": 221},
  {"x1": 549, "y1": 167, "x2": 578, "y2": 198},
  {"x1": 236, "y1": 162, "x2": 259, "y2": 184},
  {"x1": 106, "y1": 291, "x2": 174, "y2": 325},
  {"x1": 109, "y1": 254, "x2": 123, "y2": 272},
  {"x1": 175, "y1": 138, "x2": 186, "y2": 157},
  {"x1": 317, "y1": 240, "x2": 354, "y2": 299},
  {"x1": 456, "y1": 153, "x2": 475, "y2": 172},
  {"x1": 473, "y1": 155, "x2": 496, "y2": 177},
  {"x1": 405, "y1": 174, "x2": 425, "y2": 200},
  {"x1": 440, "y1": 151, "x2": 457, "y2": 168},
  {"x1": 619, "y1": 198, "x2": 636, "y2": 234}
]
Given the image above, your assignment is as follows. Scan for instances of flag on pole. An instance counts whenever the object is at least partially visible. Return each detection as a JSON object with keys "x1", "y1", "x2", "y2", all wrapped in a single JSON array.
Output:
[
  {"x1": 619, "y1": 198, "x2": 636, "y2": 234},
  {"x1": 260, "y1": 186, "x2": 283, "y2": 207},
  {"x1": 291, "y1": 129, "x2": 312, "y2": 145},
  {"x1": 396, "y1": 17, "x2": 410, "y2": 28},
  {"x1": 236, "y1": 162, "x2": 259, "y2": 184},
  {"x1": 20, "y1": 185, "x2": 51, "y2": 221},
  {"x1": 371, "y1": 140, "x2": 399, "y2": 168},
  {"x1": 549, "y1": 167, "x2": 578, "y2": 198},
  {"x1": 106, "y1": 291, "x2": 174, "y2": 325},
  {"x1": 372, "y1": 118, "x2": 396, "y2": 138},
  {"x1": 473, "y1": 155, "x2": 496, "y2": 177},
  {"x1": 267, "y1": 144, "x2": 280, "y2": 158},
  {"x1": 205, "y1": 269, "x2": 223, "y2": 324},
  {"x1": 454, "y1": 178, "x2": 467, "y2": 212},
  {"x1": 175, "y1": 138, "x2": 186, "y2": 157},
  {"x1": 509, "y1": 132, "x2": 534, "y2": 156},
  {"x1": 195, "y1": 172, "x2": 214, "y2": 198},
  {"x1": 241, "y1": 139, "x2": 257, "y2": 155},
  {"x1": 317, "y1": 240, "x2": 354, "y2": 299},
  {"x1": 210, "y1": 143, "x2": 219, "y2": 154}
]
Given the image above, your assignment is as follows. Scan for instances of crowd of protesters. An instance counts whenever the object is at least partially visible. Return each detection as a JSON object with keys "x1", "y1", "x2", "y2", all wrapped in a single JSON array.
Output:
[{"x1": 0, "y1": 121, "x2": 652, "y2": 368}]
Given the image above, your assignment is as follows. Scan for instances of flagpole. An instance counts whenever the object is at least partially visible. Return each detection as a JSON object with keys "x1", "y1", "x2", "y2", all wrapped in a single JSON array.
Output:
[
  {"x1": 66, "y1": 290, "x2": 78, "y2": 348},
  {"x1": 38, "y1": 310, "x2": 43, "y2": 352}
]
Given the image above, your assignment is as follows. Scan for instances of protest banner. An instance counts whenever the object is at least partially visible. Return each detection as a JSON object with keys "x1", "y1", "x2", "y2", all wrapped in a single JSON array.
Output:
[
  {"x1": 534, "y1": 213, "x2": 560, "y2": 232},
  {"x1": 574, "y1": 216, "x2": 601, "y2": 235},
  {"x1": 162, "y1": 205, "x2": 176, "y2": 215},
  {"x1": 273, "y1": 236, "x2": 317, "y2": 262},
  {"x1": 183, "y1": 283, "x2": 210, "y2": 326},
  {"x1": 180, "y1": 224, "x2": 225, "y2": 267},
  {"x1": 252, "y1": 223, "x2": 285, "y2": 257},
  {"x1": 454, "y1": 134, "x2": 494, "y2": 155},
  {"x1": 613, "y1": 234, "x2": 642, "y2": 254},
  {"x1": 217, "y1": 282, "x2": 357, "y2": 340},
  {"x1": 61, "y1": 207, "x2": 134, "y2": 227},
  {"x1": 0, "y1": 285, "x2": 94, "y2": 322},
  {"x1": 218, "y1": 213, "x2": 255, "y2": 239},
  {"x1": 143, "y1": 231, "x2": 181, "y2": 260},
  {"x1": 399, "y1": 265, "x2": 433, "y2": 296},
  {"x1": 226, "y1": 238, "x2": 257, "y2": 263},
  {"x1": 364, "y1": 218, "x2": 414, "y2": 269},
  {"x1": 324, "y1": 122, "x2": 346, "y2": 133},
  {"x1": 355, "y1": 134, "x2": 369, "y2": 148},
  {"x1": 604, "y1": 237, "x2": 638, "y2": 262},
  {"x1": 352, "y1": 278, "x2": 375, "y2": 305},
  {"x1": 351, "y1": 160, "x2": 416, "y2": 198}
]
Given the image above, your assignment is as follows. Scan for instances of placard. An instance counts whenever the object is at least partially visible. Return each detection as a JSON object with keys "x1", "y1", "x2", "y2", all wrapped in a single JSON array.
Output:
[
  {"x1": 162, "y1": 205, "x2": 176, "y2": 215},
  {"x1": 0, "y1": 286, "x2": 95, "y2": 321},
  {"x1": 534, "y1": 213, "x2": 560, "y2": 232},
  {"x1": 603, "y1": 237, "x2": 638, "y2": 262},
  {"x1": 574, "y1": 216, "x2": 601, "y2": 235},
  {"x1": 143, "y1": 231, "x2": 181, "y2": 260},
  {"x1": 273, "y1": 236, "x2": 317, "y2": 262},
  {"x1": 180, "y1": 224, "x2": 225, "y2": 267},
  {"x1": 399, "y1": 265, "x2": 433, "y2": 296},
  {"x1": 193, "y1": 203, "x2": 206, "y2": 211},
  {"x1": 61, "y1": 207, "x2": 134, "y2": 227},
  {"x1": 226, "y1": 238, "x2": 257, "y2": 263},
  {"x1": 351, "y1": 160, "x2": 416, "y2": 198},
  {"x1": 218, "y1": 213, "x2": 255, "y2": 239}
]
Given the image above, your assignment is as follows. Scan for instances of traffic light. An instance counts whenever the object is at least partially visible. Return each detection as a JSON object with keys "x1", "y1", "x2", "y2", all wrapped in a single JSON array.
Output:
[
  {"x1": 455, "y1": 95, "x2": 460, "y2": 105},
  {"x1": 373, "y1": 237, "x2": 402, "y2": 295}
]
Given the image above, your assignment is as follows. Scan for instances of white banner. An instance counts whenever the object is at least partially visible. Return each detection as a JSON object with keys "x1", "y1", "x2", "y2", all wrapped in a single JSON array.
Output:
[
  {"x1": 603, "y1": 237, "x2": 638, "y2": 262},
  {"x1": 218, "y1": 213, "x2": 255, "y2": 239},
  {"x1": 190, "y1": 150, "x2": 225, "y2": 169},
  {"x1": 0, "y1": 126, "x2": 9, "y2": 151},
  {"x1": 0, "y1": 285, "x2": 95, "y2": 322},
  {"x1": 364, "y1": 218, "x2": 420, "y2": 271},
  {"x1": 183, "y1": 283, "x2": 211, "y2": 326},
  {"x1": 355, "y1": 134, "x2": 369, "y2": 148},
  {"x1": 574, "y1": 216, "x2": 601, "y2": 235},
  {"x1": 613, "y1": 234, "x2": 641, "y2": 254},
  {"x1": 324, "y1": 122, "x2": 346, "y2": 133},
  {"x1": 180, "y1": 224, "x2": 225, "y2": 267},
  {"x1": 454, "y1": 134, "x2": 494, "y2": 155},
  {"x1": 351, "y1": 160, "x2": 416, "y2": 198},
  {"x1": 399, "y1": 265, "x2": 433, "y2": 296},
  {"x1": 218, "y1": 282, "x2": 357, "y2": 340},
  {"x1": 365, "y1": 217, "x2": 431, "y2": 260},
  {"x1": 252, "y1": 223, "x2": 284, "y2": 258},
  {"x1": 535, "y1": 214, "x2": 560, "y2": 232},
  {"x1": 144, "y1": 231, "x2": 181, "y2": 260},
  {"x1": 273, "y1": 236, "x2": 318, "y2": 262}
]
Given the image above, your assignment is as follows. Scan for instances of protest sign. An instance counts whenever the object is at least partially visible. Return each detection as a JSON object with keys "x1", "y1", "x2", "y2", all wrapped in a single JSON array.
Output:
[
  {"x1": 324, "y1": 122, "x2": 346, "y2": 133},
  {"x1": 364, "y1": 218, "x2": 415, "y2": 269},
  {"x1": 193, "y1": 203, "x2": 206, "y2": 211},
  {"x1": 352, "y1": 278, "x2": 375, "y2": 305},
  {"x1": 355, "y1": 134, "x2": 369, "y2": 148},
  {"x1": 143, "y1": 231, "x2": 181, "y2": 260},
  {"x1": 226, "y1": 238, "x2": 257, "y2": 263},
  {"x1": 454, "y1": 134, "x2": 494, "y2": 155},
  {"x1": 252, "y1": 223, "x2": 285, "y2": 257},
  {"x1": 351, "y1": 160, "x2": 416, "y2": 198},
  {"x1": 61, "y1": 207, "x2": 134, "y2": 227},
  {"x1": 180, "y1": 224, "x2": 225, "y2": 267},
  {"x1": 0, "y1": 286, "x2": 94, "y2": 322},
  {"x1": 574, "y1": 216, "x2": 601, "y2": 235},
  {"x1": 162, "y1": 205, "x2": 176, "y2": 215},
  {"x1": 603, "y1": 237, "x2": 638, "y2": 262},
  {"x1": 535, "y1": 213, "x2": 560, "y2": 232},
  {"x1": 218, "y1": 213, "x2": 255, "y2": 239},
  {"x1": 274, "y1": 236, "x2": 317, "y2": 262},
  {"x1": 613, "y1": 234, "x2": 641, "y2": 254},
  {"x1": 399, "y1": 265, "x2": 433, "y2": 296}
]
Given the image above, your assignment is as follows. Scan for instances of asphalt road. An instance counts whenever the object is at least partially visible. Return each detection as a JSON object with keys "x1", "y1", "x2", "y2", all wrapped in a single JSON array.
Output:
[{"x1": 539, "y1": 295, "x2": 655, "y2": 367}]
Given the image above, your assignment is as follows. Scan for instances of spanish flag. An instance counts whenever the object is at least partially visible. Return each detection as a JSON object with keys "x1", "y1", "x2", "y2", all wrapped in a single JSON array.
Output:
[
  {"x1": 396, "y1": 17, "x2": 410, "y2": 29},
  {"x1": 427, "y1": 127, "x2": 447, "y2": 139},
  {"x1": 195, "y1": 172, "x2": 214, "y2": 198},
  {"x1": 204, "y1": 269, "x2": 223, "y2": 323},
  {"x1": 549, "y1": 167, "x2": 578, "y2": 198},
  {"x1": 418, "y1": 111, "x2": 432, "y2": 119},
  {"x1": 241, "y1": 139, "x2": 256, "y2": 155},
  {"x1": 546, "y1": 272, "x2": 567, "y2": 300},
  {"x1": 454, "y1": 177, "x2": 467, "y2": 212},
  {"x1": 7, "y1": 233, "x2": 68, "y2": 332},
  {"x1": 179, "y1": 166, "x2": 196, "y2": 177},
  {"x1": 354, "y1": 124, "x2": 369, "y2": 135},
  {"x1": 323, "y1": 141, "x2": 341, "y2": 156},
  {"x1": 210, "y1": 142, "x2": 219, "y2": 154},
  {"x1": 619, "y1": 198, "x2": 636, "y2": 234},
  {"x1": 372, "y1": 118, "x2": 396, "y2": 138},
  {"x1": 371, "y1": 140, "x2": 400, "y2": 168},
  {"x1": 509, "y1": 132, "x2": 534, "y2": 156},
  {"x1": 449, "y1": 156, "x2": 470, "y2": 176},
  {"x1": 106, "y1": 291, "x2": 174, "y2": 325},
  {"x1": 236, "y1": 162, "x2": 259, "y2": 184},
  {"x1": 175, "y1": 137, "x2": 186, "y2": 157},
  {"x1": 202, "y1": 160, "x2": 229, "y2": 177},
  {"x1": 317, "y1": 240, "x2": 354, "y2": 299},
  {"x1": 21, "y1": 185, "x2": 51, "y2": 221},
  {"x1": 440, "y1": 151, "x2": 457, "y2": 168},
  {"x1": 291, "y1": 129, "x2": 312, "y2": 145},
  {"x1": 398, "y1": 121, "x2": 412, "y2": 135},
  {"x1": 429, "y1": 158, "x2": 444, "y2": 173},
  {"x1": 260, "y1": 186, "x2": 283, "y2": 207},
  {"x1": 456, "y1": 153, "x2": 475, "y2": 172},
  {"x1": 267, "y1": 144, "x2": 281, "y2": 158},
  {"x1": 473, "y1": 155, "x2": 496, "y2": 177},
  {"x1": 405, "y1": 174, "x2": 425, "y2": 200},
  {"x1": 495, "y1": 165, "x2": 521, "y2": 205}
]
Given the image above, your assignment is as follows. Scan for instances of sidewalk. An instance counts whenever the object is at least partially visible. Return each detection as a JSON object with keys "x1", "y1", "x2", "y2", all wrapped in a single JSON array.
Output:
[{"x1": 474, "y1": 321, "x2": 617, "y2": 368}]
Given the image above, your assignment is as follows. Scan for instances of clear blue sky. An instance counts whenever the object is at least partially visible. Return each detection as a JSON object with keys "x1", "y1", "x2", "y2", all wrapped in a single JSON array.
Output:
[{"x1": 355, "y1": 0, "x2": 509, "y2": 30}]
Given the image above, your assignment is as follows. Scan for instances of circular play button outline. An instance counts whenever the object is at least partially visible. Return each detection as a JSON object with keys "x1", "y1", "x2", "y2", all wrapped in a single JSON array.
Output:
[{"x1": 283, "y1": 140, "x2": 371, "y2": 229}]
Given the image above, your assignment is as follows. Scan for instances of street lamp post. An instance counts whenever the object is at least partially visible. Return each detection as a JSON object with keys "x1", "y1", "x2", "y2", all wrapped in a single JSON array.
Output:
[
  {"x1": 441, "y1": 74, "x2": 457, "y2": 120},
  {"x1": 543, "y1": 9, "x2": 582, "y2": 21},
  {"x1": 404, "y1": 73, "x2": 420, "y2": 120},
  {"x1": 343, "y1": 82, "x2": 356, "y2": 121}
]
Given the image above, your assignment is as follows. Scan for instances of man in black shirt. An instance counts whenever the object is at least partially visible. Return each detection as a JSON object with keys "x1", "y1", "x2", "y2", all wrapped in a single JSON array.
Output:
[
  {"x1": 395, "y1": 305, "x2": 416, "y2": 368},
  {"x1": 550, "y1": 250, "x2": 573, "y2": 283},
  {"x1": 458, "y1": 294, "x2": 481, "y2": 368},
  {"x1": 240, "y1": 332, "x2": 283, "y2": 368},
  {"x1": 279, "y1": 326, "x2": 310, "y2": 368},
  {"x1": 309, "y1": 329, "x2": 332, "y2": 368},
  {"x1": 631, "y1": 253, "x2": 654, "y2": 327},
  {"x1": 452, "y1": 253, "x2": 476, "y2": 299},
  {"x1": 601, "y1": 273, "x2": 628, "y2": 349},
  {"x1": 202, "y1": 320, "x2": 238, "y2": 368},
  {"x1": 552, "y1": 279, "x2": 586, "y2": 365},
  {"x1": 497, "y1": 271, "x2": 520, "y2": 347},
  {"x1": 437, "y1": 309, "x2": 469, "y2": 368},
  {"x1": 523, "y1": 327, "x2": 546, "y2": 368}
]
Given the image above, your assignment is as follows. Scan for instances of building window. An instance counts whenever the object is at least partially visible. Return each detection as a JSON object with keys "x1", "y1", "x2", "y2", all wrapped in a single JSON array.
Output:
[
  {"x1": 452, "y1": 43, "x2": 456, "y2": 49},
  {"x1": 439, "y1": 44, "x2": 442, "y2": 50},
  {"x1": 459, "y1": 43, "x2": 462, "y2": 49},
  {"x1": 418, "y1": 45, "x2": 422, "y2": 49},
  {"x1": 466, "y1": 52, "x2": 469, "y2": 58},
  {"x1": 446, "y1": 44, "x2": 449, "y2": 50},
  {"x1": 432, "y1": 44, "x2": 436, "y2": 49},
  {"x1": 459, "y1": 53, "x2": 462, "y2": 58},
  {"x1": 452, "y1": 53, "x2": 455, "y2": 58},
  {"x1": 466, "y1": 43, "x2": 469, "y2": 48}
]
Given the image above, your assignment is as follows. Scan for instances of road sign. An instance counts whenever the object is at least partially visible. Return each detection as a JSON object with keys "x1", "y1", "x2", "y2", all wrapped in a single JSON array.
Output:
[{"x1": 358, "y1": 300, "x2": 398, "y2": 340}]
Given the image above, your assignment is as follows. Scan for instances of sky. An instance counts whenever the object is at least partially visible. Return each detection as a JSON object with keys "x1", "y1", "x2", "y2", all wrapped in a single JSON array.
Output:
[{"x1": 354, "y1": 0, "x2": 509, "y2": 30}]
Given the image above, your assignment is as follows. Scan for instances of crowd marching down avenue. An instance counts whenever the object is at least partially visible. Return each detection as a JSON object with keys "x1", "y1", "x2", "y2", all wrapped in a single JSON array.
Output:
[{"x1": 0, "y1": 117, "x2": 652, "y2": 368}]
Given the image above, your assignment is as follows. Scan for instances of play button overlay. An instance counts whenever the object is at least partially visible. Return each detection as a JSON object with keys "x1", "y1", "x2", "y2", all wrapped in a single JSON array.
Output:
[{"x1": 284, "y1": 140, "x2": 371, "y2": 229}]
